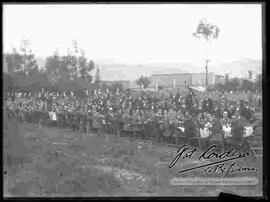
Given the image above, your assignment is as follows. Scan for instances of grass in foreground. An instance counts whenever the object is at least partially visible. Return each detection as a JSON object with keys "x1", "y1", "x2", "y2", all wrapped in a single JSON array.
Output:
[{"x1": 3, "y1": 115, "x2": 263, "y2": 197}]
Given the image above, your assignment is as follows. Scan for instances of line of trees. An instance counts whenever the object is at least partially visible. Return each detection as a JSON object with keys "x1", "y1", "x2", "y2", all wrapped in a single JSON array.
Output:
[
  {"x1": 3, "y1": 39, "x2": 102, "y2": 94},
  {"x1": 3, "y1": 39, "x2": 153, "y2": 94},
  {"x1": 210, "y1": 75, "x2": 262, "y2": 92}
]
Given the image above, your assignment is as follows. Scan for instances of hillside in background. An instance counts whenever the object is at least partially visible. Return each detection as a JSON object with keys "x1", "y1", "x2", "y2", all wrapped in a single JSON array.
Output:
[
  {"x1": 215, "y1": 58, "x2": 262, "y2": 78},
  {"x1": 4, "y1": 54, "x2": 261, "y2": 81},
  {"x1": 96, "y1": 58, "x2": 262, "y2": 81}
]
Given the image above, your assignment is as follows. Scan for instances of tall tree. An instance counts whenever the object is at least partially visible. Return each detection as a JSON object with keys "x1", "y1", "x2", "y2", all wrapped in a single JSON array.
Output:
[
  {"x1": 193, "y1": 18, "x2": 220, "y2": 87},
  {"x1": 5, "y1": 39, "x2": 38, "y2": 75},
  {"x1": 78, "y1": 49, "x2": 95, "y2": 80},
  {"x1": 19, "y1": 38, "x2": 38, "y2": 75},
  {"x1": 67, "y1": 40, "x2": 95, "y2": 81},
  {"x1": 65, "y1": 54, "x2": 78, "y2": 81},
  {"x1": 136, "y1": 75, "x2": 151, "y2": 90},
  {"x1": 225, "y1": 73, "x2": 229, "y2": 85},
  {"x1": 5, "y1": 39, "x2": 42, "y2": 88},
  {"x1": 45, "y1": 53, "x2": 62, "y2": 83},
  {"x1": 45, "y1": 41, "x2": 95, "y2": 84}
]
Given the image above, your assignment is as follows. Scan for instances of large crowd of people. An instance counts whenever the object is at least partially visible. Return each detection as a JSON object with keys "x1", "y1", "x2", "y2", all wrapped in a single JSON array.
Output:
[{"x1": 3, "y1": 87, "x2": 262, "y2": 151}]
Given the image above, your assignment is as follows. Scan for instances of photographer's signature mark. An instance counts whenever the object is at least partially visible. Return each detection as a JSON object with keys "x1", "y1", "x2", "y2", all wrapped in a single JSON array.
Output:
[{"x1": 169, "y1": 145, "x2": 258, "y2": 177}]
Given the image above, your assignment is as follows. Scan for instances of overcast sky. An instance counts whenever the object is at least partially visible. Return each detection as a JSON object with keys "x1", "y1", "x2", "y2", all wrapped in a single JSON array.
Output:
[{"x1": 3, "y1": 4, "x2": 262, "y2": 66}]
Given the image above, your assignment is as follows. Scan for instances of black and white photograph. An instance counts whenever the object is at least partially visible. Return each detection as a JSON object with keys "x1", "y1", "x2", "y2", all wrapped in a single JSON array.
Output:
[{"x1": 3, "y1": 3, "x2": 263, "y2": 197}]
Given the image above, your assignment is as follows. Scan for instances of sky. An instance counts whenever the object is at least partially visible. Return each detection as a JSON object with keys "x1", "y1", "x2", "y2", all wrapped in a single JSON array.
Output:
[{"x1": 3, "y1": 4, "x2": 262, "y2": 67}]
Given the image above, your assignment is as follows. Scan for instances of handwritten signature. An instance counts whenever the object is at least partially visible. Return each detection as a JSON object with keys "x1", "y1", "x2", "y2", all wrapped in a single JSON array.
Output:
[
  {"x1": 169, "y1": 145, "x2": 257, "y2": 177},
  {"x1": 201, "y1": 161, "x2": 258, "y2": 177}
]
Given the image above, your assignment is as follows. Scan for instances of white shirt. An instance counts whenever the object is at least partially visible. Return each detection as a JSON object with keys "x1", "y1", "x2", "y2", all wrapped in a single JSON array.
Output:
[{"x1": 223, "y1": 124, "x2": 232, "y2": 138}]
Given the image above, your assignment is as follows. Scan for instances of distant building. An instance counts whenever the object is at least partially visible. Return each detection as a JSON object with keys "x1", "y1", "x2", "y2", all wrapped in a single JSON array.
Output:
[
  {"x1": 148, "y1": 72, "x2": 215, "y2": 88},
  {"x1": 191, "y1": 73, "x2": 215, "y2": 86},
  {"x1": 149, "y1": 73, "x2": 192, "y2": 88},
  {"x1": 126, "y1": 80, "x2": 140, "y2": 90},
  {"x1": 101, "y1": 80, "x2": 130, "y2": 89}
]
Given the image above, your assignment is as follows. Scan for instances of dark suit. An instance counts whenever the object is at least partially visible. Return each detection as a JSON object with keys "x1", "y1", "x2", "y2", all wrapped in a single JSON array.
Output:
[
  {"x1": 184, "y1": 118, "x2": 197, "y2": 138},
  {"x1": 231, "y1": 117, "x2": 246, "y2": 145}
]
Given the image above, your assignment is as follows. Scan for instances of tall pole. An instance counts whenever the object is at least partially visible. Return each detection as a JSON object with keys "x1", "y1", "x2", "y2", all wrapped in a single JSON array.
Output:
[
  {"x1": 205, "y1": 40, "x2": 208, "y2": 87},
  {"x1": 225, "y1": 73, "x2": 229, "y2": 85}
]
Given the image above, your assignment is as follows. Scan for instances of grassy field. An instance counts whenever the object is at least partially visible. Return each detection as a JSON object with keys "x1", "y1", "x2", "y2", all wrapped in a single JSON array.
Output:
[{"x1": 3, "y1": 115, "x2": 263, "y2": 197}]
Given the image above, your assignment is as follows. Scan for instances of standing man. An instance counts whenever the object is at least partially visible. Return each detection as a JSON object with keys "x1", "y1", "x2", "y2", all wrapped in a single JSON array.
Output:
[
  {"x1": 184, "y1": 112, "x2": 197, "y2": 146},
  {"x1": 209, "y1": 115, "x2": 224, "y2": 152},
  {"x1": 231, "y1": 111, "x2": 246, "y2": 146}
]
